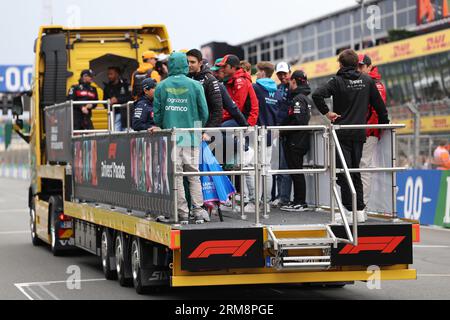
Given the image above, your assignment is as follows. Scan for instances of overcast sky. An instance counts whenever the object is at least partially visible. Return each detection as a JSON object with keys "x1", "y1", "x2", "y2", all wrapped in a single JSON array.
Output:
[{"x1": 0, "y1": 0, "x2": 358, "y2": 65}]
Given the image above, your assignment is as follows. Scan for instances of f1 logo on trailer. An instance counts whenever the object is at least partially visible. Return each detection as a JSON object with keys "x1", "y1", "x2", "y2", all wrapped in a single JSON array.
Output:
[
  {"x1": 331, "y1": 224, "x2": 413, "y2": 266},
  {"x1": 339, "y1": 236, "x2": 406, "y2": 255},
  {"x1": 181, "y1": 228, "x2": 264, "y2": 271},
  {"x1": 188, "y1": 240, "x2": 256, "y2": 259}
]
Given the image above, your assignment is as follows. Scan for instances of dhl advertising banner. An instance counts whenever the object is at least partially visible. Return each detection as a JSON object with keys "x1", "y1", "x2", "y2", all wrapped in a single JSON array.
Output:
[
  {"x1": 396, "y1": 170, "x2": 450, "y2": 228},
  {"x1": 298, "y1": 29, "x2": 450, "y2": 79},
  {"x1": 72, "y1": 132, "x2": 174, "y2": 216},
  {"x1": 395, "y1": 115, "x2": 450, "y2": 135}
]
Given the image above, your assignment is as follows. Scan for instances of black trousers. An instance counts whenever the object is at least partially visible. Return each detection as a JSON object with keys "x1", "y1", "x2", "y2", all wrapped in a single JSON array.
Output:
[
  {"x1": 335, "y1": 139, "x2": 365, "y2": 211},
  {"x1": 284, "y1": 143, "x2": 308, "y2": 206},
  {"x1": 73, "y1": 110, "x2": 94, "y2": 130}
]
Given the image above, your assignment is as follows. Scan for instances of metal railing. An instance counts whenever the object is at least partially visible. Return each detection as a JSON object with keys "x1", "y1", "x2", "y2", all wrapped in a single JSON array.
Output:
[
  {"x1": 261, "y1": 125, "x2": 328, "y2": 220},
  {"x1": 170, "y1": 126, "x2": 256, "y2": 225},
  {"x1": 70, "y1": 100, "x2": 111, "y2": 136},
  {"x1": 111, "y1": 102, "x2": 134, "y2": 132},
  {"x1": 47, "y1": 101, "x2": 407, "y2": 246}
]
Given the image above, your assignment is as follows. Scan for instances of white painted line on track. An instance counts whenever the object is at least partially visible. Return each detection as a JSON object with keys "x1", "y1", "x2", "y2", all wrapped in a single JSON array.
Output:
[
  {"x1": 0, "y1": 230, "x2": 29, "y2": 235},
  {"x1": 38, "y1": 284, "x2": 60, "y2": 300},
  {"x1": 15, "y1": 278, "x2": 106, "y2": 286},
  {"x1": 14, "y1": 278, "x2": 106, "y2": 300},
  {"x1": 24, "y1": 286, "x2": 44, "y2": 300},
  {"x1": 418, "y1": 274, "x2": 450, "y2": 277},
  {"x1": 14, "y1": 284, "x2": 36, "y2": 300},
  {"x1": 414, "y1": 245, "x2": 450, "y2": 248},
  {"x1": 420, "y1": 226, "x2": 450, "y2": 232},
  {"x1": 0, "y1": 209, "x2": 27, "y2": 213}
]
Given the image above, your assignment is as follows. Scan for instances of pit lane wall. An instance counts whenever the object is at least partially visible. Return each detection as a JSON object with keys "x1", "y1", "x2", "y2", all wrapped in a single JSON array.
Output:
[{"x1": 396, "y1": 170, "x2": 450, "y2": 228}]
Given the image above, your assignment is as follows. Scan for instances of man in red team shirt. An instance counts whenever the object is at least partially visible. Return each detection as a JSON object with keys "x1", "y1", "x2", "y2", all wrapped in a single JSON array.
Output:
[
  {"x1": 217, "y1": 54, "x2": 259, "y2": 127},
  {"x1": 357, "y1": 54, "x2": 387, "y2": 207}
]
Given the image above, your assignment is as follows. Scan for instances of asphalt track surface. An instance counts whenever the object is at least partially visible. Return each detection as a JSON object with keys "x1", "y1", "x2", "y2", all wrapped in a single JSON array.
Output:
[{"x1": 1, "y1": 178, "x2": 449, "y2": 300}]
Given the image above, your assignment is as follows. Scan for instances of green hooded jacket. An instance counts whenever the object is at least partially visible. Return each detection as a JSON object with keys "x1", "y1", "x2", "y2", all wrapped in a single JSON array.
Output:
[{"x1": 154, "y1": 52, "x2": 209, "y2": 146}]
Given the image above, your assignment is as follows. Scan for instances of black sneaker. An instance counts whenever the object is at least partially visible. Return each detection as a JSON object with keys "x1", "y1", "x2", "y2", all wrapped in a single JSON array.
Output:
[{"x1": 280, "y1": 203, "x2": 308, "y2": 212}]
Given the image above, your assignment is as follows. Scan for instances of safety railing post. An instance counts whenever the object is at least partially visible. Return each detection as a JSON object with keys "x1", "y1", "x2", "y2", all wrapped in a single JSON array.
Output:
[
  {"x1": 391, "y1": 129, "x2": 398, "y2": 220},
  {"x1": 70, "y1": 101, "x2": 74, "y2": 137},
  {"x1": 329, "y1": 124, "x2": 336, "y2": 224},
  {"x1": 313, "y1": 131, "x2": 320, "y2": 211},
  {"x1": 239, "y1": 130, "x2": 246, "y2": 220},
  {"x1": 331, "y1": 128, "x2": 358, "y2": 246},
  {"x1": 254, "y1": 127, "x2": 260, "y2": 226},
  {"x1": 127, "y1": 102, "x2": 132, "y2": 132},
  {"x1": 261, "y1": 126, "x2": 269, "y2": 219},
  {"x1": 171, "y1": 129, "x2": 179, "y2": 225}
]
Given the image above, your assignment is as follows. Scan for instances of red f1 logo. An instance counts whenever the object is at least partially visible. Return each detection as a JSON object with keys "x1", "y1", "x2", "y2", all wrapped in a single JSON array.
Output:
[
  {"x1": 339, "y1": 236, "x2": 406, "y2": 255},
  {"x1": 108, "y1": 143, "x2": 117, "y2": 159},
  {"x1": 189, "y1": 240, "x2": 256, "y2": 259}
]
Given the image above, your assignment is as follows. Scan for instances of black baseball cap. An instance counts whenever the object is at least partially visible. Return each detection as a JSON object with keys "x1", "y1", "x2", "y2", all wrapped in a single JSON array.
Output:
[
  {"x1": 217, "y1": 54, "x2": 240, "y2": 68},
  {"x1": 80, "y1": 69, "x2": 94, "y2": 77},
  {"x1": 142, "y1": 78, "x2": 157, "y2": 91},
  {"x1": 358, "y1": 54, "x2": 372, "y2": 66},
  {"x1": 291, "y1": 70, "x2": 308, "y2": 83}
]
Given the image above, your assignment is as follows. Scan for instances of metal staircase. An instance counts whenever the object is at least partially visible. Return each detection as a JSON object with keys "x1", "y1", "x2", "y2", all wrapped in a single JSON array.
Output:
[{"x1": 266, "y1": 224, "x2": 338, "y2": 270}]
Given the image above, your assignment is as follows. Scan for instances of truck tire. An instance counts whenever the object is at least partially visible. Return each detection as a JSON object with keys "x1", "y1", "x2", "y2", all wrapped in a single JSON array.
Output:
[
  {"x1": 115, "y1": 232, "x2": 133, "y2": 287},
  {"x1": 30, "y1": 199, "x2": 43, "y2": 246},
  {"x1": 131, "y1": 237, "x2": 146, "y2": 294},
  {"x1": 101, "y1": 228, "x2": 117, "y2": 280},
  {"x1": 49, "y1": 195, "x2": 64, "y2": 256}
]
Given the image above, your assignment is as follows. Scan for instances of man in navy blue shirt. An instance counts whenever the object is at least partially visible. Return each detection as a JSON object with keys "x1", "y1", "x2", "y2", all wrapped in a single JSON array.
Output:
[
  {"x1": 132, "y1": 78, "x2": 157, "y2": 131},
  {"x1": 243, "y1": 61, "x2": 281, "y2": 212}
]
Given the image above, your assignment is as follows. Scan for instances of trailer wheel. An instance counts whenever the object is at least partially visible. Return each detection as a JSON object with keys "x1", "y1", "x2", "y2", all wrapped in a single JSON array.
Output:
[
  {"x1": 101, "y1": 228, "x2": 117, "y2": 280},
  {"x1": 131, "y1": 237, "x2": 146, "y2": 294},
  {"x1": 49, "y1": 195, "x2": 64, "y2": 256},
  {"x1": 115, "y1": 232, "x2": 132, "y2": 287},
  {"x1": 30, "y1": 200, "x2": 43, "y2": 246}
]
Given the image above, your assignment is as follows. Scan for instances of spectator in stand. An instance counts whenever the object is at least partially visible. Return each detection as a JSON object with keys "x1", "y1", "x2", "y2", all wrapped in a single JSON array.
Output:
[
  {"x1": 433, "y1": 140, "x2": 450, "y2": 170},
  {"x1": 357, "y1": 54, "x2": 387, "y2": 206}
]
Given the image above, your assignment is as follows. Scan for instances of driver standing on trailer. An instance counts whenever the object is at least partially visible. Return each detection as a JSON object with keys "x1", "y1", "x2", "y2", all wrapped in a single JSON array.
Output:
[{"x1": 68, "y1": 69, "x2": 99, "y2": 130}]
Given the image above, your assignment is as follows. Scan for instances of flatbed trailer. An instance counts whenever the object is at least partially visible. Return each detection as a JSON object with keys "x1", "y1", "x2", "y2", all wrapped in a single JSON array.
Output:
[{"x1": 12, "y1": 25, "x2": 417, "y2": 295}]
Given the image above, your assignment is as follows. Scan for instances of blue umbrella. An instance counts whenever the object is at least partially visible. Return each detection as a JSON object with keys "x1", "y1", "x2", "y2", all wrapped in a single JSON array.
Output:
[{"x1": 199, "y1": 141, "x2": 236, "y2": 205}]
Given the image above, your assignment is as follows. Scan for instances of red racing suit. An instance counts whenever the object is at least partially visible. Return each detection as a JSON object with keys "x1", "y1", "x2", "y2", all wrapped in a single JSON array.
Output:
[
  {"x1": 223, "y1": 69, "x2": 259, "y2": 126},
  {"x1": 366, "y1": 66, "x2": 387, "y2": 139}
]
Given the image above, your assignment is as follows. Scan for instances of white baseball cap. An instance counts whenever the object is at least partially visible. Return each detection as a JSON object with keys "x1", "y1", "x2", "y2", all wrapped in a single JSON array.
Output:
[
  {"x1": 157, "y1": 53, "x2": 169, "y2": 62},
  {"x1": 276, "y1": 62, "x2": 290, "y2": 74}
]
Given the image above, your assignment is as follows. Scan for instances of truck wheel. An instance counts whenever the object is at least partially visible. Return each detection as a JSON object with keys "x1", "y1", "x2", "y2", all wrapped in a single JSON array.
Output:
[
  {"x1": 30, "y1": 200, "x2": 43, "y2": 246},
  {"x1": 115, "y1": 232, "x2": 132, "y2": 287},
  {"x1": 49, "y1": 195, "x2": 64, "y2": 256},
  {"x1": 131, "y1": 237, "x2": 146, "y2": 294},
  {"x1": 101, "y1": 228, "x2": 117, "y2": 280}
]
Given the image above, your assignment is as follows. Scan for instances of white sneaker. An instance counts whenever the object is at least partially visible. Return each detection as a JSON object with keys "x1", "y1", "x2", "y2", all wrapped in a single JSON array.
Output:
[
  {"x1": 269, "y1": 199, "x2": 280, "y2": 208},
  {"x1": 244, "y1": 202, "x2": 256, "y2": 213},
  {"x1": 345, "y1": 210, "x2": 367, "y2": 223},
  {"x1": 334, "y1": 209, "x2": 351, "y2": 224},
  {"x1": 356, "y1": 210, "x2": 367, "y2": 223},
  {"x1": 193, "y1": 208, "x2": 210, "y2": 222}
]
